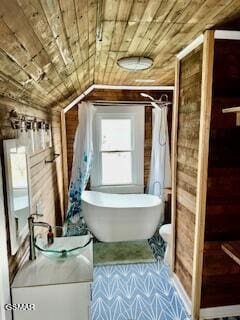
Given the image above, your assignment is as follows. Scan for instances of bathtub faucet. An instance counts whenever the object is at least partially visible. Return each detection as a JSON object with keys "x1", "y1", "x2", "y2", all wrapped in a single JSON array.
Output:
[{"x1": 28, "y1": 213, "x2": 51, "y2": 260}]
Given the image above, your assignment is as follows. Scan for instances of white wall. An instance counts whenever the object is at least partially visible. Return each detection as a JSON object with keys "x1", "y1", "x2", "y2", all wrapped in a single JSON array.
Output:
[{"x1": 0, "y1": 161, "x2": 11, "y2": 320}]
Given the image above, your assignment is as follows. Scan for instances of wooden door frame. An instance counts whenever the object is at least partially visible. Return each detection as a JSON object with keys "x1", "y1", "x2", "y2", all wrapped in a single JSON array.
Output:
[
  {"x1": 191, "y1": 30, "x2": 214, "y2": 320},
  {"x1": 170, "y1": 30, "x2": 214, "y2": 320},
  {"x1": 170, "y1": 58, "x2": 180, "y2": 273}
]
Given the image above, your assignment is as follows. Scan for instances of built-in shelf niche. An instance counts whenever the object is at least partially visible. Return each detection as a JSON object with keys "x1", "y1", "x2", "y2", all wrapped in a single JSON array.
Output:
[
  {"x1": 222, "y1": 107, "x2": 240, "y2": 126},
  {"x1": 172, "y1": 29, "x2": 240, "y2": 319}
]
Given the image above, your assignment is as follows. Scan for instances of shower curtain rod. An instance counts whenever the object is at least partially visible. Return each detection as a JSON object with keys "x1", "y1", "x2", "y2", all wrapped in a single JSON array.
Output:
[{"x1": 90, "y1": 100, "x2": 171, "y2": 106}]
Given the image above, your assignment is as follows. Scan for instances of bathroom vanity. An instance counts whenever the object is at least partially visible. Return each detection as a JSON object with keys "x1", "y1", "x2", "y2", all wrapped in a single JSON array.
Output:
[{"x1": 11, "y1": 235, "x2": 93, "y2": 320}]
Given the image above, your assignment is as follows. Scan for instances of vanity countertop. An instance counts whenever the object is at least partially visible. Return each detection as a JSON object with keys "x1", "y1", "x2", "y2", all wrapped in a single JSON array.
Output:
[{"x1": 12, "y1": 235, "x2": 93, "y2": 288}]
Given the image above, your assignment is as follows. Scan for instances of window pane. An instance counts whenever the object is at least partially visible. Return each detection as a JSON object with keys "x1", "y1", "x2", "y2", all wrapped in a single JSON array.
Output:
[
  {"x1": 102, "y1": 152, "x2": 132, "y2": 185},
  {"x1": 101, "y1": 119, "x2": 131, "y2": 151}
]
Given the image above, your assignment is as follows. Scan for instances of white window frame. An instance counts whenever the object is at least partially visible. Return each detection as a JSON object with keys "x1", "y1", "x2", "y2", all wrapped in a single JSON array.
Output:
[{"x1": 91, "y1": 105, "x2": 145, "y2": 193}]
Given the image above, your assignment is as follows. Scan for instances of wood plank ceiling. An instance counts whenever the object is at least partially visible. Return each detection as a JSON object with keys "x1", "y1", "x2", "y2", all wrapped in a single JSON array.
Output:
[{"x1": 0, "y1": 0, "x2": 240, "y2": 109}]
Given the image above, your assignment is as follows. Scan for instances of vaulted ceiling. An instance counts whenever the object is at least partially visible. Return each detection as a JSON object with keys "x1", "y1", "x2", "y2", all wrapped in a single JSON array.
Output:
[{"x1": 0, "y1": 0, "x2": 240, "y2": 109}]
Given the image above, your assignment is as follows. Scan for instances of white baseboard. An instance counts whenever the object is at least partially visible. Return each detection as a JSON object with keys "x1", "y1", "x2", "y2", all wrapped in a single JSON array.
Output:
[
  {"x1": 200, "y1": 304, "x2": 240, "y2": 319},
  {"x1": 171, "y1": 273, "x2": 192, "y2": 316}
]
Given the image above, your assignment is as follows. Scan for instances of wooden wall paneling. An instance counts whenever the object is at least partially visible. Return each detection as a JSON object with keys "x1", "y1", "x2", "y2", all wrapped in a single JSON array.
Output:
[
  {"x1": 38, "y1": 0, "x2": 73, "y2": 73},
  {"x1": 171, "y1": 58, "x2": 180, "y2": 273},
  {"x1": 95, "y1": 20, "x2": 116, "y2": 84},
  {"x1": 74, "y1": 0, "x2": 92, "y2": 87},
  {"x1": 0, "y1": 97, "x2": 64, "y2": 282},
  {"x1": 0, "y1": 1, "x2": 240, "y2": 108},
  {"x1": 65, "y1": 106, "x2": 78, "y2": 181},
  {"x1": 75, "y1": 0, "x2": 89, "y2": 62},
  {"x1": 0, "y1": 0, "x2": 74, "y2": 102},
  {"x1": 127, "y1": 0, "x2": 163, "y2": 54},
  {"x1": 131, "y1": 4, "x2": 176, "y2": 55},
  {"x1": 88, "y1": 0, "x2": 97, "y2": 84},
  {"x1": 174, "y1": 42, "x2": 203, "y2": 303},
  {"x1": 65, "y1": 89, "x2": 173, "y2": 189},
  {"x1": 0, "y1": 48, "x2": 54, "y2": 108},
  {"x1": 0, "y1": 12, "x2": 43, "y2": 82},
  {"x1": 144, "y1": 106, "x2": 152, "y2": 186},
  {"x1": 107, "y1": 1, "x2": 145, "y2": 85},
  {"x1": 58, "y1": 0, "x2": 85, "y2": 95},
  {"x1": 16, "y1": 0, "x2": 77, "y2": 98},
  {"x1": 0, "y1": 0, "x2": 90, "y2": 109},
  {"x1": 95, "y1": 0, "x2": 119, "y2": 84},
  {"x1": 51, "y1": 111, "x2": 65, "y2": 224},
  {"x1": 83, "y1": 88, "x2": 173, "y2": 102},
  {"x1": 191, "y1": 30, "x2": 214, "y2": 320}
]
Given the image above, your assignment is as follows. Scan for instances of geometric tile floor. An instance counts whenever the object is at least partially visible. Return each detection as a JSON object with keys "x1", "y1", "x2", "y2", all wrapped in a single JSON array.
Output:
[
  {"x1": 91, "y1": 261, "x2": 191, "y2": 320},
  {"x1": 72, "y1": 221, "x2": 240, "y2": 319}
]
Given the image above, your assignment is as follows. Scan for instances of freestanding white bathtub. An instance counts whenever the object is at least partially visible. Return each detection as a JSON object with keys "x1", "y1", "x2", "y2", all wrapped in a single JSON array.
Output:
[{"x1": 81, "y1": 191, "x2": 162, "y2": 242}]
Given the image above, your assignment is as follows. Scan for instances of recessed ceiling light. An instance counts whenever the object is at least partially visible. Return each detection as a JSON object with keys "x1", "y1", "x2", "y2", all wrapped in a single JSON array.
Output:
[
  {"x1": 117, "y1": 57, "x2": 153, "y2": 71},
  {"x1": 135, "y1": 79, "x2": 156, "y2": 83}
]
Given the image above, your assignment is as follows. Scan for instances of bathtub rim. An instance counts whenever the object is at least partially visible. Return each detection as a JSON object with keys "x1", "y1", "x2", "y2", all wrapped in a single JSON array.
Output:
[{"x1": 81, "y1": 190, "x2": 162, "y2": 209}]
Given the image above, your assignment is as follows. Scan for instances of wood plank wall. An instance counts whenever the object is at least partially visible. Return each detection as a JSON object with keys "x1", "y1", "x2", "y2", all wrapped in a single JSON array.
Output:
[
  {"x1": 201, "y1": 39, "x2": 240, "y2": 308},
  {"x1": 65, "y1": 106, "x2": 77, "y2": 182},
  {"x1": 65, "y1": 89, "x2": 173, "y2": 188},
  {"x1": 174, "y1": 45, "x2": 203, "y2": 298},
  {"x1": 0, "y1": 97, "x2": 64, "y2": 283}
]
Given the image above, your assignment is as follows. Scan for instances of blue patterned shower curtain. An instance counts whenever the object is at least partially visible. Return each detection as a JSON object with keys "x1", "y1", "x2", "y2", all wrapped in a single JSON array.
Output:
[{"x1": 65, "y1": 102, "x2": 95, "y2": 229}]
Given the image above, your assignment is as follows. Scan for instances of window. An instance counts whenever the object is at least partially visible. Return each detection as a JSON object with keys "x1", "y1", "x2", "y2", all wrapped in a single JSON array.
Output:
[
  {"x1": 101, "y1": 119, "x2": 132, "y2": 185},
  {"x1": 91, "y1": 106, "x2": 144, "y2": 193}
]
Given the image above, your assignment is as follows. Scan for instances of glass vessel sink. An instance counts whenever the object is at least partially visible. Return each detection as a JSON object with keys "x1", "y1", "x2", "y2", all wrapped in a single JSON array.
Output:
[{"x1": 35, "y1": 226, "x2": 92, "y2": 260}]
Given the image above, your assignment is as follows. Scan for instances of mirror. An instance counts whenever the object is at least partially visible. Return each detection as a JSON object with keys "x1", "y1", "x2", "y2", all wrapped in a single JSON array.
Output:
[{"x1": 3, "y1": 139, "x2": 31, "y2": 255}]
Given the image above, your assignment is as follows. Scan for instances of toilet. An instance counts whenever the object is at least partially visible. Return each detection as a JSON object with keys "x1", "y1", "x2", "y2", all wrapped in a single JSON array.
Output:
[{"x1": 159, "y1": 224, "x2": 172, "y2": 266}]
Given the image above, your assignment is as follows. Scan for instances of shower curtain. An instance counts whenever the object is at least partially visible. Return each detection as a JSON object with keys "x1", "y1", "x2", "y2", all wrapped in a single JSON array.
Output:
[
  {"x1": 65, "y1": 101, "x2": 95, "y2": 229},
  {"x1": 147, "y1": 107, "x2": 171, "y2": 220}
]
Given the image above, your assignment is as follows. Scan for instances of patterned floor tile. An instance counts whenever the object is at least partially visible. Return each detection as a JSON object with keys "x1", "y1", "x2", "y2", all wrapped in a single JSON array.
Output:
[{"x1": 91, "y1": 261, "x2": 190, "y2": 320}]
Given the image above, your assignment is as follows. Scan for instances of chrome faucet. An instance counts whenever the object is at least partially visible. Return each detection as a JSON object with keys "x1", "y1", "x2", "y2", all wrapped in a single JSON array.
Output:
[{"x1": 28, "y1": 213, "x2": 51, "y2": 260}]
